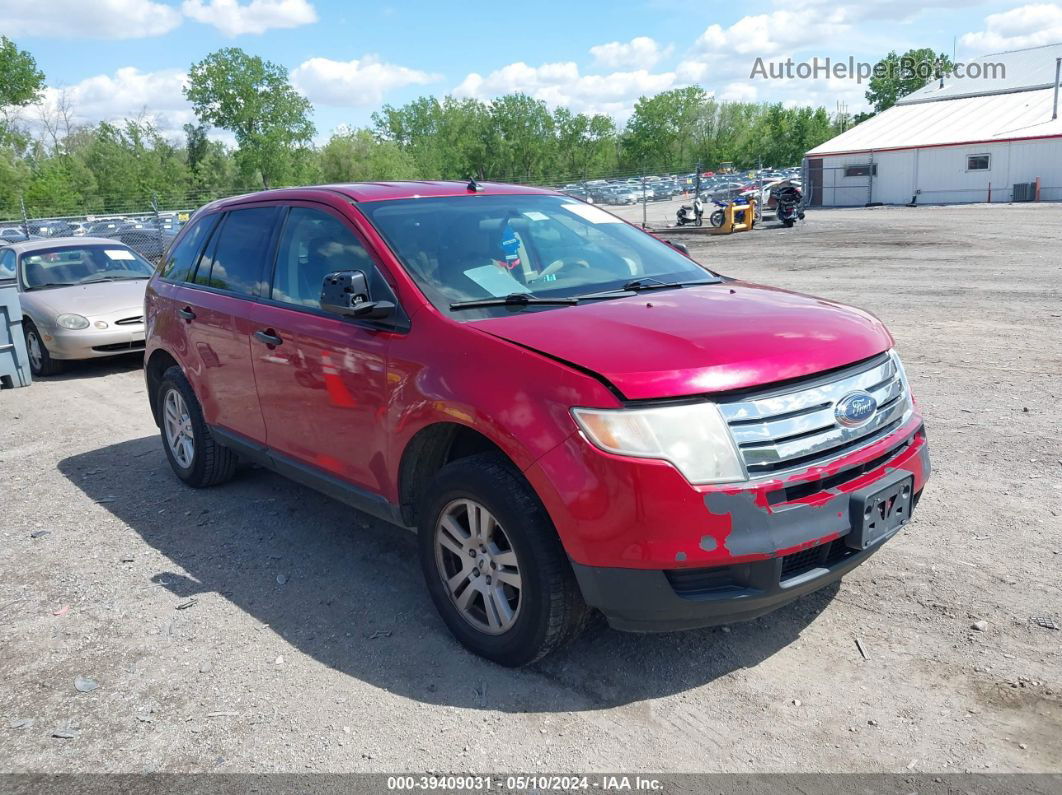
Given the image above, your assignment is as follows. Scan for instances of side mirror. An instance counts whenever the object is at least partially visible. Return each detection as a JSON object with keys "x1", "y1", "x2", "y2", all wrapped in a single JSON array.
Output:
[
  {"x1": 320, "y1": 270, "x2": 395, "y2": 321},
  {"x1": 665, "y1": 240, "x2": 690, "y2": 256}
]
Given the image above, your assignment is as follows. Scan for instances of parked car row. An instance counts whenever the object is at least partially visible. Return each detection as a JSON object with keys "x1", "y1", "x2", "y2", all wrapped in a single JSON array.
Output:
[
  {"x1": 555, "y1": 166, "x2": 803, "y2": 207},
  {"x1": 0, "y1": 213, "x2": 187, "y2": 264}
]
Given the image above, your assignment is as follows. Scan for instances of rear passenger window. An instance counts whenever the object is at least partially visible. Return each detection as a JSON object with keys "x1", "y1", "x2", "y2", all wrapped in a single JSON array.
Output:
[
  {"x1": 271, "y1": 207, "x2": 381, "y2": 308},
  {"x1": 194, "y1": 207, "x2": 278, "y2": 295},
  {"x1": 158, "y1": 214, "x2": 218, "y2": 282}
]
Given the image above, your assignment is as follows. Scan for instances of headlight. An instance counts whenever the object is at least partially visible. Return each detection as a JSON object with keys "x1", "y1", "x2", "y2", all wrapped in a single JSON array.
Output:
[
  {"x1": 572, "y1": 402, "x2": 746, "y2": 484},
  {"x1": 891, "y1": 350, "x2": 916, "y2": 409},
  {"x1": 56, "y1": 313, "x2": 90, "y2": 330}
]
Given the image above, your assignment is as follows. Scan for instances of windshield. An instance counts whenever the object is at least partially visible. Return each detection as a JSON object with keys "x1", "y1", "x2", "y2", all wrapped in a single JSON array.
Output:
[
  {"x1": 359, "y1": 194, "x2": 719, "y2": 319},
  {"x1": 20, "y1": 244, "x2": 154, "y2": 290}
]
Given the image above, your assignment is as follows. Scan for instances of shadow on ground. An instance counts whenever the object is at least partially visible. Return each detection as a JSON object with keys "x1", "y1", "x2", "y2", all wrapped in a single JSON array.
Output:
[
  {"x1": 59, "y1": 435, "x2": 835, "y2": 713},
  {"x1": 38, "y1": 352, "x2": 144, "y2": 382}
]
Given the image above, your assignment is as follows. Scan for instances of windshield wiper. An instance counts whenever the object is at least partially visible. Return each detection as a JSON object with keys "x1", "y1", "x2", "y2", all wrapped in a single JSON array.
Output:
[
  {"x1": 577, "y1": 278, "x2": 717, "y2": 300},
  {"x1": 27, "y1": 282, "x2": 74, "y2": 290},
  {"x1": 80, "y1": 275, "x2": 148, "y2": 284},
  {"x1": 450, "y1": 293, "x2": 578, "y2": 311}
]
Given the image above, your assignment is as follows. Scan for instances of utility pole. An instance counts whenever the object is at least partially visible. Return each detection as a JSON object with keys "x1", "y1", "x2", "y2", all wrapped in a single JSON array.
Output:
[
  {"x1": 1053, "y1": 57, "x2": 1061, "y2": 120},
  {"x1": 641, "y1": 167, "x2": 647, "y2": 228}
]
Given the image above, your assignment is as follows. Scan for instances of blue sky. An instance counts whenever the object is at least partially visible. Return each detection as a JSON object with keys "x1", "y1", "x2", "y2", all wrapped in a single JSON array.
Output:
[{"x1": 5, "y1": 0, "x2": 1062, "y2": 143}]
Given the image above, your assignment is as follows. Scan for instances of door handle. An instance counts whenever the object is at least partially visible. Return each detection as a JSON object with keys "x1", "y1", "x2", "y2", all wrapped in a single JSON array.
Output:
[
  {"x1": 177, "y1": 306, "x2": 196, "y2": 321},
  {"x1": 254, "y1": 329, "x2": 283, "y2": 347}
]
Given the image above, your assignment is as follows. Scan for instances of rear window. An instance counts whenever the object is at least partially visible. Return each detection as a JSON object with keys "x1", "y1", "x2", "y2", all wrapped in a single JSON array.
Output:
[{"x1": 193, "y1": 207, "x2": 278, "y2": 296}]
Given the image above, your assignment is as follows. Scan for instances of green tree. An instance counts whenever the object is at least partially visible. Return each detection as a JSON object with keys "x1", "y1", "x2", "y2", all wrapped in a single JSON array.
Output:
[
  {"x1": 320, "y1": 128, "x2": 417, "y2": 182},
  {"x1": 374, "y1": 96, "x2": 497, "y2": 179},
  {"x1": 622, "y1": 86, "x2": 710, "y2": 171},
  {"x1": 81, "y1": 121, "x2": 190, "y2": 212},
  {"x1": 866, "y1": 48, "x2": 954, "y2": 113},
  {"x1": 0, "y1": 36, "x2": 45, "y2": 112},
  {"x1": 184, "y1": 48, "x2": 315, "y2": 188},
  {"x1": 487, "y1": 94, "x2": 555, "y2": 181},
  {"x1": 554, "y1": 108, "x2": 618, "y2": 180}
]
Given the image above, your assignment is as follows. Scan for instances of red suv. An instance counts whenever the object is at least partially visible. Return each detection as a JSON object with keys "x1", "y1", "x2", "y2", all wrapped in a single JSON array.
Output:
[{"x1": 144, "y1": 182, "x2": 930, "y2": 666}]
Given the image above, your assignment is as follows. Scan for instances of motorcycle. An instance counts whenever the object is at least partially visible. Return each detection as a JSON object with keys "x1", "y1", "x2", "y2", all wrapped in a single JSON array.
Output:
[
  {"x1": 775, "y1": 183, "x2": 804, "y2": 227},
  {"x1": 675, "y1": 197, "x2": 704, "y2": 226},
  {"x1": 708, "y1": 194, "x2": 753, "y2": 228}
]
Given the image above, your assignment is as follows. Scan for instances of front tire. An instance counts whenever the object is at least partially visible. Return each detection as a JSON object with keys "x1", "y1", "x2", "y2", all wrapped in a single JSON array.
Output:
[
  {"x1": 418, "y1": 453, "x2": 588, "y2": 667},
  {"x1": 24, "y1": 321, "x2": 63, "y2": 376},
  {"x1": 157, "y1": 365, "x2": 237, "y2": 488}
]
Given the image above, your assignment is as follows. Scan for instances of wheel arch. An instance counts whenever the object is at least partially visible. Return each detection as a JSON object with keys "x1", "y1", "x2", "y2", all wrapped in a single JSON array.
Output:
[
  {"x1": 397, "y1": 422, "x2": 523, "y2": 528},
  {"x1": 145, "y1": 348, "x2": 180, "y2": 427}
]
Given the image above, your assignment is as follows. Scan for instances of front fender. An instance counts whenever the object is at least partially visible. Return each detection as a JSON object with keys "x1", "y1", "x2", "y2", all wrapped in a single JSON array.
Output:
[{"x1": 384, "y1": 312, "x2": 619, "y2": 503}]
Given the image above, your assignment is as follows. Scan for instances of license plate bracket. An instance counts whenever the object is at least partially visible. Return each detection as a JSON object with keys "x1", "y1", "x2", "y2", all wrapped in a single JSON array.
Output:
[{"x1": 847, "y1": 472, "x2": 914, "y2": 551}]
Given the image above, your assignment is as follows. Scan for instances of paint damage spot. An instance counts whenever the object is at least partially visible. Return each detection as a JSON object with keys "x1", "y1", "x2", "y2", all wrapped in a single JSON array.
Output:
[
  {"x1": 698, "y1": 535, "x2": 717, "y2": 552},
  {"x1": 675, "y1": 551, "x2": 687, "y2": 562},
  {"x1": 705, "y1": 490, "x2": 849, "y2": 557}
]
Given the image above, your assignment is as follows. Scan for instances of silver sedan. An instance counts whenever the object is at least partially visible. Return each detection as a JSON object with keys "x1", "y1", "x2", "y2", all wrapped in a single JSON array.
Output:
[{"x1": 0, "y1": 237, "x2": 155, "y2": 376}]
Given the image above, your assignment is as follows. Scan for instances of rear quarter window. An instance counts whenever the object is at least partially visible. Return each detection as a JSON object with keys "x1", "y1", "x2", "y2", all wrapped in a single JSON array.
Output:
[{"x1": 158, "y1": 214, "x2": 219, "y2": 283}]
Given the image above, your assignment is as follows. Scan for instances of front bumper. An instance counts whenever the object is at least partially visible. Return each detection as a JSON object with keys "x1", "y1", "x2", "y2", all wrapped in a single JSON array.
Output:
[
  {"x1": 44, "y1": 324, "x2": 146, "y2": 360},
  {"x1": 572, "y1": 490, "x2": 918, "y2": 632}
]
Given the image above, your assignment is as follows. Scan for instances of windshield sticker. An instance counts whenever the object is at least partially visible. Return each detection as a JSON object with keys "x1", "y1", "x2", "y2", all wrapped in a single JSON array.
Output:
[
  {"x1": 560, "y1": 203, "x2": 622, "y2": 224},
  {"x1": 463, "y1": 265, "x2": 532, "y2": 297},
  {"x1": 522, "y1": 211, "x2": 549, "y2": 222},
  {"x1": 105, "y1": 249, "x2": 136, "y2": 260}
]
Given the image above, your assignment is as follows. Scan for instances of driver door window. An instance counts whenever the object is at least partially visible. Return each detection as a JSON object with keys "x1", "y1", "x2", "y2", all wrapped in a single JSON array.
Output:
[{"x1": 271, "y1": 207, "x2": 384, "y2": 309}]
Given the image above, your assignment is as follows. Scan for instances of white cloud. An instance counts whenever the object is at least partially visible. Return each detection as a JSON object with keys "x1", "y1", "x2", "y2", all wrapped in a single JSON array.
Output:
[
  {"x1": 690, "y1": 11, "x2": 849, "y2": 58},
  {"x1": 719, "y1": 82, "x2": 758, "y2": 102},
  {"x1": 959, "y1": 4, "x2": 1062, "y2": 53},
  {"x1": 181, "y1": 0, "x2": 317, "y2": 36},
  {"x1": 589, "y1": 36, "x2": 673, "y2": 69},
  {"x1": 782, "y1": 0, "x2": 978, "y2": 23},
  {"x1": 291, "y1": 55, "x2": 440, "y2": 107},
  {"x1": 35, "y1": 67, "x2": 196, "y2": 139},
  {"x1": 4, "y1": 0, "x2": 182, "y2": 39},
  {"x1": 453, "y1": 61, "x2": 678, "y2": 119}
]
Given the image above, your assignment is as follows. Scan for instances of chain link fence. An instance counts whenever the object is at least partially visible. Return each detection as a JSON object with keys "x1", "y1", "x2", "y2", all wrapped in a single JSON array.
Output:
[
  {"x1": 1, "y1": 194, "x2": 196, "y2": 266},
  {"x1": 0, "y1": 163, "x2": 804, "y2": 256}
]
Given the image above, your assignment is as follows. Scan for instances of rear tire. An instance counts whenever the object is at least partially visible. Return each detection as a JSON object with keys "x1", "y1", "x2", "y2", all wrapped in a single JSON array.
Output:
[
  {"x1": 418, "y1": 453, "x2": 588, "y2": 667},
  {"x1": 157, "y1": 365, "x2": 237, "y2": 488},
  {"x1": 24, "y1": 321, "x2": 63, "y2": 377}
]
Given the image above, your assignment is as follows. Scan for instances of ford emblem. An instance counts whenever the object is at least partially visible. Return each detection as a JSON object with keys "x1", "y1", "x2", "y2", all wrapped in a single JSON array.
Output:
[{"x1": 835, "y1": 391, "x2": 877, "y2": 427}]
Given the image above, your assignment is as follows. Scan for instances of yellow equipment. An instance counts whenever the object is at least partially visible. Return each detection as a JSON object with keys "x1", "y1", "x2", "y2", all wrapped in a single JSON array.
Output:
[{"x1": 709, "y1": 199, "x2": 756, "y2": 234}]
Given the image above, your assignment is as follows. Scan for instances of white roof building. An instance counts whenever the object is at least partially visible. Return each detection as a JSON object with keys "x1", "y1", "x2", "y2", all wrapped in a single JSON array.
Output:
[{"x1": 805, "y1": 44, "x2": 1062, "y2": 206}]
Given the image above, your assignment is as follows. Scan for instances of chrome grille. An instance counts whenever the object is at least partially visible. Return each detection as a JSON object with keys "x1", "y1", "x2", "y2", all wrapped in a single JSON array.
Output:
[
  {"x1": 718, "y1": 352, "x2": 913, "y2": 477},
  {"x1": 115, "y1": 316, "x2": 144, "y2": 325}
]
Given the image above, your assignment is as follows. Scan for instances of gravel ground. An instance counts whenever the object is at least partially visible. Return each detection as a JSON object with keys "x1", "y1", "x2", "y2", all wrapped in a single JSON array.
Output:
[{"x1": 1, "y1": 204, "x2": 1060, "y2": 774}]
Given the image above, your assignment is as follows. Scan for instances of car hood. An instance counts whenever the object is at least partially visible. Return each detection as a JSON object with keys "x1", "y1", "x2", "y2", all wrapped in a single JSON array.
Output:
[
  {"x1": 20, "y1": 279, "x2": 148, "y2": 321},
  {"x1": 472, "y1": 282, "x2": 893, "y2": 400}
]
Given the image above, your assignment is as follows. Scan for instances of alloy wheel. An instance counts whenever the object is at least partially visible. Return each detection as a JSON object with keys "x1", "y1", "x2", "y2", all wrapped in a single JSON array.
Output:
[
  {"x1": 26, "y1": 330, "x2": 42, "y2": 372},
  {"x1": 434, "y1": 498, "x2": 522, "y2": 635},
  {"x1": 163, "y1": 388, "x2": 195, "y2": 468}
]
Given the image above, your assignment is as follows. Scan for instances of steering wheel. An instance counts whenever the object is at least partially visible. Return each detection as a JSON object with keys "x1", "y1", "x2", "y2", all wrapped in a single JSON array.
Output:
[{"x1": 532, "y1": 257, "x2": 591, "y2": 282}]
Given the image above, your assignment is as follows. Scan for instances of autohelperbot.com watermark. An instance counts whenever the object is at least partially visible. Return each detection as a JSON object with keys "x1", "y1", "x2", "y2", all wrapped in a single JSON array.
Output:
[{"x1": 749, "y1": 56, "x2": 1005, "y2": 84}]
